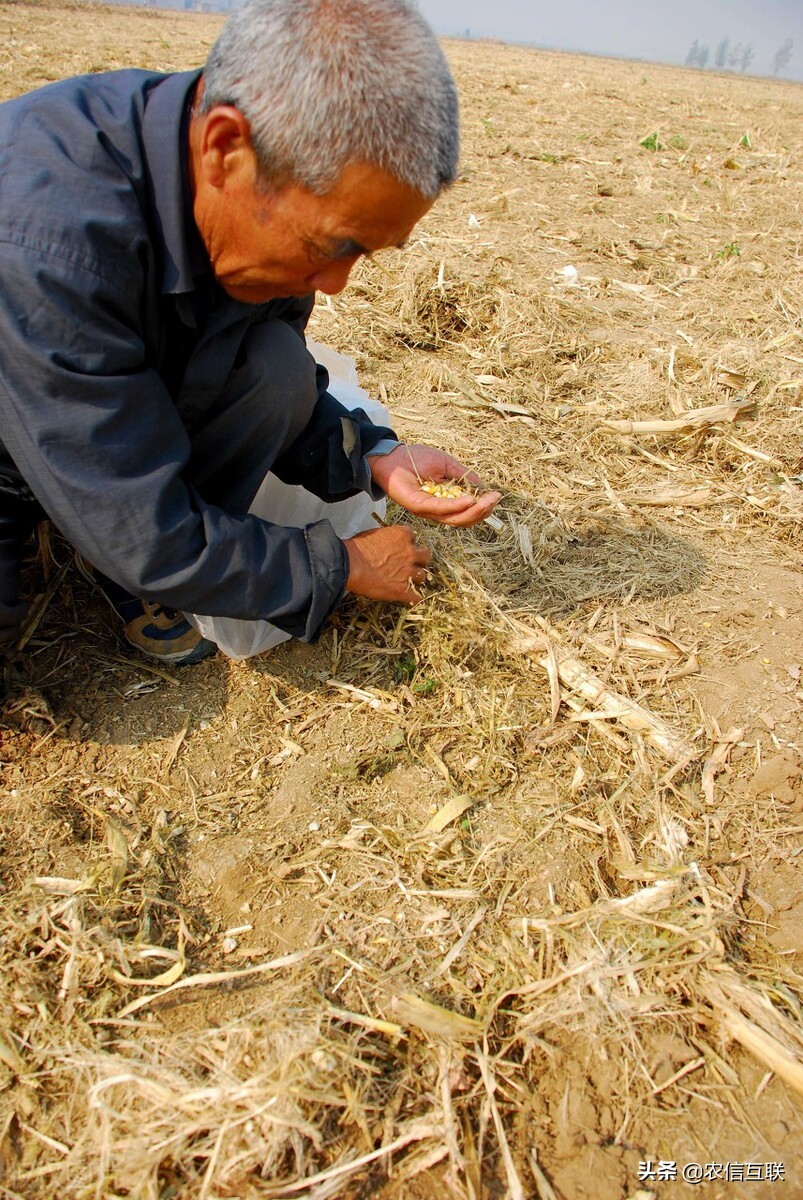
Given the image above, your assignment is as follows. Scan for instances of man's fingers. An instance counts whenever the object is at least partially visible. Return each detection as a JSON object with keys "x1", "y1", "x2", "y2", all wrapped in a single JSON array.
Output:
[
  {"x1": 344, "y1": 525, "x2": 432, "y2": 604},
  {"x1": 407, "y1": 492, "x2": 484, "y2": 521},
  {"x1": 405, "y1": 578, "x2": 423, "y2": 602},
  {"x1": 403, "y1": 557, "x2": 434, "y2": 604},
  {"x1": 435, "y1": 491, "x2": 503, "y2": 527},
  {"x1": 402, "y1": 491, "x2": 502, "y2": 526}
]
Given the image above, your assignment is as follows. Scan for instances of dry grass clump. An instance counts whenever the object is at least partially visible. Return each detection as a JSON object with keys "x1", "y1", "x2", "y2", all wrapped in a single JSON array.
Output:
[
  {"x1": 357, "y1": 258, "x2": 505, "y2": 354},
  {"x1": 504, "y1": 874, "x2": 728, "y2": 1043},
  {"x1": 58, "y1": 1008, "x2": 351, "y2": 1197}
]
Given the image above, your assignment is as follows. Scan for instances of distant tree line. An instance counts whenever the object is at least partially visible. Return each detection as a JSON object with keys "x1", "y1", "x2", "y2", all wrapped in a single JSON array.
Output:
[{"x1": 685, "y1": 36, "x2": 793, "y2": 76}]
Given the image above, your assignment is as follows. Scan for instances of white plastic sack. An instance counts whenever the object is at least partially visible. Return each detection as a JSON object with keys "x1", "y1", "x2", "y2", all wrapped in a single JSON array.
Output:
[{"x1": 186, "y1": 339, "x2": 388, "y2": 659}]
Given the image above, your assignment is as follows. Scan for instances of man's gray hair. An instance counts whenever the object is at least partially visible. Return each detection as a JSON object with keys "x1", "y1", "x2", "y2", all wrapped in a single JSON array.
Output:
[{"x1": 201, "y1": 0, "x2": 459, "y2": 198}]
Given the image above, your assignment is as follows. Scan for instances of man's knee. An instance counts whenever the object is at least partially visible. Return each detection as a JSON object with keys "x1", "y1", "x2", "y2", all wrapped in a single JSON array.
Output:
[
  {"x1": 224, "y1": 320, "x2": 318, "y2": 441},
  {"x1": 187, "y1": 320, "x2": 320, "y2": 512}
]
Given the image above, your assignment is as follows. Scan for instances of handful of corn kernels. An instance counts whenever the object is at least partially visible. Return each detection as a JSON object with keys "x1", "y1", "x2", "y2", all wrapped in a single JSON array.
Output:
[
  {"x1": 421, "y1": 480, "x2": 464, "y2": 498},
  {"x1": 421, "y1": 477, "x2": 505, "y2": 531}
]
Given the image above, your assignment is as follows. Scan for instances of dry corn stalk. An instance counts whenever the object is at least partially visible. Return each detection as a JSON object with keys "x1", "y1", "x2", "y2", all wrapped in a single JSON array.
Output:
[
  {"x1": 703, "y1": 970, "x2": 803, "y2": 1099},
  {"x1": 510, "y1": 617, "x2": 695, "y2": 767},
  {"x1": 617, "y1": 486, "x2": 719, "y2": 508},
  {"x1": 587, "y1": 631, "x2": 685, "y2": 661},
  {"x1": 116, "y1": 948, "x2": 317, "y2": 1018},
  {"x1": 556, "y1": 654, "x2": 691, "y2": 757},
  {"x1": 476, "y1": 1050, "x2": 526, "y2": 1200},
  {"x1": 464, "y1": 585, "x2": 696, "y2": 766},
  {"x1": 701, "y1": 727, "x2": 743, "y2": 806},
  {"x1": 516, "y1": 877, "x2": 685, "y2": 932},
  {"x1": 389, "y1": 993, "x2": 483, "y2": 1040},
  {"x1": 719, "y1": 1011, "x2": 803, "y2": 1099},
  {"x1": 604, "y1": 396, "x2": 756, "y2": 436}
]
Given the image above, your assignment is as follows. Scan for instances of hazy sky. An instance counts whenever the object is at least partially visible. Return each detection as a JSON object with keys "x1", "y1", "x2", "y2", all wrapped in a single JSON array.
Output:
[{"x1": 418, "y1": 0, "x2": 803, "y2": 81}]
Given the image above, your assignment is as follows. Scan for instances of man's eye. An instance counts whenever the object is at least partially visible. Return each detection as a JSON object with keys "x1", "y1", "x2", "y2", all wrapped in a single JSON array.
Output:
[{"x1": 302, "y1": 238, "x2": 325, "y2": 262}]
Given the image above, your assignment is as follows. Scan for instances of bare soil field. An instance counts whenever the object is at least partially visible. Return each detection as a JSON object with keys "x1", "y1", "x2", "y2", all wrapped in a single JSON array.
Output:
[{"x1": 1, "y1": 3, "x2": 802, "y2": 1198}]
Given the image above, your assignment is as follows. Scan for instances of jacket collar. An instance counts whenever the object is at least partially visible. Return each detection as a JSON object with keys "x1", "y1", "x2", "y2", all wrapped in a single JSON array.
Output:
[{"x1": 141, "y1": 69, "x2": 207, "y2": 296}]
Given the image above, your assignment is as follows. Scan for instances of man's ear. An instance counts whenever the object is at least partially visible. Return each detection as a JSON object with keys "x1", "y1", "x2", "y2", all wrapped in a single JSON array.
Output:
[{"x1": 197, "y1": 105, "x2": 256, "y2": 189}]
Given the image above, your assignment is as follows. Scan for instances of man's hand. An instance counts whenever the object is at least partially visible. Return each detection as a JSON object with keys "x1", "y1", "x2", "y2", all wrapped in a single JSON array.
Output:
[
  {"x1": 343, "y1": 525, "x2": 432, "y2": 604},
  {"x1": 367, "y1": 444, "x2": 501, "y2": 526}
]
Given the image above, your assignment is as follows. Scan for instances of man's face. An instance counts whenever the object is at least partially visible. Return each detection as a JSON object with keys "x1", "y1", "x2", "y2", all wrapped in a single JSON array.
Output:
[{"x1": 191, "y1": 112, "x2": 433, "y2": 304}]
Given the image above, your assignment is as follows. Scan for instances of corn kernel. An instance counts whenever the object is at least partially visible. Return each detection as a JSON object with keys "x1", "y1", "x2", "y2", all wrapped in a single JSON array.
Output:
[{"x1": 421, "y1": 480, "x2": 464, "y2": 498}]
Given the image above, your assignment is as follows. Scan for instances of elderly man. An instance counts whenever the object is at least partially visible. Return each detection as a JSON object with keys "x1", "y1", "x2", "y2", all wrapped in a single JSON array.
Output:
[{"x1": 0, "y1": 0, "x2": 499, "y2": 667}]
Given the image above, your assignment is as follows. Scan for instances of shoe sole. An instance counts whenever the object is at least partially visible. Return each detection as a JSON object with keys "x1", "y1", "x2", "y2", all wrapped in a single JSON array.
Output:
[{"x1": 125, "y1": 636, "x2": 218, "y2": 666}]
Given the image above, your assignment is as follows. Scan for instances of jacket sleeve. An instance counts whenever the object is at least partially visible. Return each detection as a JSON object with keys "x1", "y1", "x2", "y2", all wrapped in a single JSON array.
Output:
[
  {"x1": 271, "y1": 384, "x2": 398, "y2": 501},
  {"x1": 0, "y1": 240, "x2": 347, "y2": 641}
]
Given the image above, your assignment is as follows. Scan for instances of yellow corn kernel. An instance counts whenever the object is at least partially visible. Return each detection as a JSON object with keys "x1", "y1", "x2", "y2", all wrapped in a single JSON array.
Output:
[{"x1": 421, "y1": 480, "x2": 464, "y2": 498}]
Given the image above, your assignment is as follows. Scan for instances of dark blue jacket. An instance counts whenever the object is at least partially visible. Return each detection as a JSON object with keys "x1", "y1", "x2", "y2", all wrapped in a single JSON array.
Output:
[{"x1": 0, "y1": 69, "x2": 394, "y2": 640}]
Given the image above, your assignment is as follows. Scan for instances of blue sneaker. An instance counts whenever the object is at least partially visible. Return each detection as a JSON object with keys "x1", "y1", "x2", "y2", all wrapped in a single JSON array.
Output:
[{"x1": 76, "y1": 558, "x2": 217, "y2": 666}]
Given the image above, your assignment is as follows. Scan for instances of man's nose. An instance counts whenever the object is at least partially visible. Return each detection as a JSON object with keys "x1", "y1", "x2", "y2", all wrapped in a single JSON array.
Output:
[{"x1": 306, "y1": 257, "x2": 360, "y2": 295}]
